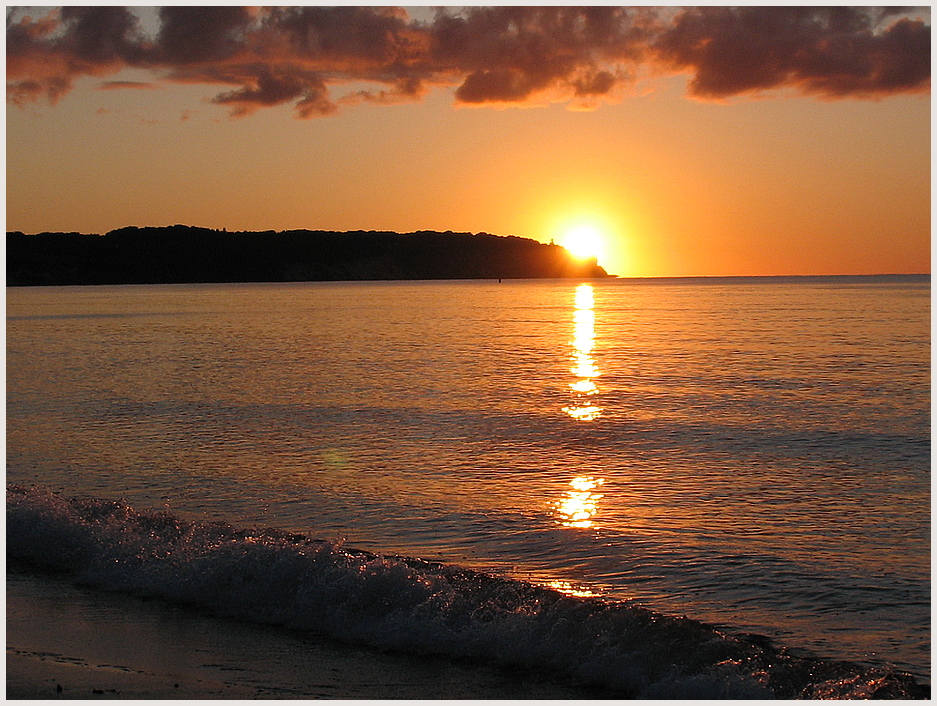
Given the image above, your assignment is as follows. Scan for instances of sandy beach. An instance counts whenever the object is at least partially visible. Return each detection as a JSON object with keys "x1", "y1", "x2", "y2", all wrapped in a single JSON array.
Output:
[{"x1": 7, "y1": 569, "x2": 615, "y2": 700}]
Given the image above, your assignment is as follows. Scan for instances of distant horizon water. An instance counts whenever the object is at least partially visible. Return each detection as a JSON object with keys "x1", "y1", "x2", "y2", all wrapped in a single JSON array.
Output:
[{"x1": 601, "y1": 273, "x2": 931, "y2": 281}]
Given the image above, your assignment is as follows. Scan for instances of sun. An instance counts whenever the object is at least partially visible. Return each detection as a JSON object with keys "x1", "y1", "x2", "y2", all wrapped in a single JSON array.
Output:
[{"x1": 560, "y1": 224, "x2": 606, "y2": 261}]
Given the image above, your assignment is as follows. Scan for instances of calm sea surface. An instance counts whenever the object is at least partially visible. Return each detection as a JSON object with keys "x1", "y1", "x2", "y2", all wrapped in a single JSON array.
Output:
[{"x1": 6, "y1": 277, "x2": 930, "y2": 681}]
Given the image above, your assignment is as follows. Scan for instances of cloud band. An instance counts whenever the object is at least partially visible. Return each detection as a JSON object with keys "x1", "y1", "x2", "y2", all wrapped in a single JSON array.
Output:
[{"x1": 6, "y1": 6, "x2": 930, "y2": 117}]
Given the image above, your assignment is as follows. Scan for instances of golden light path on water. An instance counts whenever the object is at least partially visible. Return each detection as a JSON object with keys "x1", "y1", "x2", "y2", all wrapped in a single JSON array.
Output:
[
  {"x1": 555, "y1": 475, "x2": 605, "y2": 529},
  {"x1": 546, "y1": 579, "x2": 599, "y2": 598},
  {"x1": 555, "y1": 283, "x2": 606, "y2": 529},
  {"x1": 562, "y1": 283, "x2": 602, "y2": 422}
]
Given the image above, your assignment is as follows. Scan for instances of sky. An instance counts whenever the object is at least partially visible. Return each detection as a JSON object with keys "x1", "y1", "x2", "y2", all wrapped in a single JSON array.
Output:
[{"x1": 5, "y1": 5, "x2": 931, "y2": 277}]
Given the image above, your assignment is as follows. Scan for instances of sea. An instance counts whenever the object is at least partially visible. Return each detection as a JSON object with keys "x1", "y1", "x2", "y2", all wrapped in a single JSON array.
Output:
[{"x1": 6, "y1": 275, "x2": 930, "y2": 698}]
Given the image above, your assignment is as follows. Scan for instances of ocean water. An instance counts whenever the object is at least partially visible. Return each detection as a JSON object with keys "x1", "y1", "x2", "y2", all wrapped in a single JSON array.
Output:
[{"x1": 6, "y1": 276, "x2": 930, "y2": 698}]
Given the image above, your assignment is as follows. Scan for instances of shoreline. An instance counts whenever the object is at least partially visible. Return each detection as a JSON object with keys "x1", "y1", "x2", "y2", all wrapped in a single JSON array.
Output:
[{"x1": 7, "y1": 569, "x2": 616, "y2": 700}]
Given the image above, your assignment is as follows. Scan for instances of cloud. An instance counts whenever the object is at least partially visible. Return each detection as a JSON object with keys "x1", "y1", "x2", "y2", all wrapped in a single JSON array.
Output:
[
  {"x1": 7, "y1": 6, "x2": 144, "y2": 104},
  {"x1": 98, "y1": 81, "x2": 158, "y2": 90},
  {"x1": 652, "y1": 6, "x2": 931, "y2": 100},
  {"x1": 211, "y1": 65, "x2": 337, "y2": 118},
  {"x1": 436, "y1": 6, "x2": 654, "y2": 104},
  {"x1": 6, "y1": 6, "x2": 930, "y2": 118},
  {"x1": 156, "y1": 6, "x2": 255, "y2": 65}
]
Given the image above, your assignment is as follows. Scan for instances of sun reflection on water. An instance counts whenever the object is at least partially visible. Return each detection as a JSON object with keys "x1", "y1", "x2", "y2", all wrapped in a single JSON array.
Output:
[
  {"x1": 546, "y1": 580, "x2": 598, "y2": 598},
  {"x1": 563, "y1": 283, "x2": 603, "y2": 421},
  {"x1": 555, "y1": 475, "x2": 604, "y2": 528}
]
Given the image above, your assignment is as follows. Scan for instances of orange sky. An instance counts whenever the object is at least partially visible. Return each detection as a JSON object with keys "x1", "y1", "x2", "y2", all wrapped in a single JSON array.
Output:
[{"x1": 6, "y1": 6, "x2": 930, "y2": 277}]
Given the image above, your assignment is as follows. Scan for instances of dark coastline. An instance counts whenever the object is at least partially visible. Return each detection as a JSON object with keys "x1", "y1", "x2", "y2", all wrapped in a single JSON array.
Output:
[{"x1": 6, "y1": 226, "x2": 610, "y2": 286}]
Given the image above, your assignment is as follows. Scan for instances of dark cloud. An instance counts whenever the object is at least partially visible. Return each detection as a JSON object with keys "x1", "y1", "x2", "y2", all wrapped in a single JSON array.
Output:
[
  {"x1": 574, "y1": 70, "x2": 618, "y2": 97},
  {"x1": 338, "y1": 76, "x2": 427, "y2": 107},
  {"x1": 6, "y1": 6, "x2": 930, "y2": 118},
  {"x1": 7, "y1": 6, "x2": 143, "y2": 103},
  {"x1": 211, "y1": 65, "x2": 336, "y2": 117},
  {"x1": 652, "y1": 6, "x2": 931, "y2": 99},
  {"x1": 98, "y1": 81, "x2": 158, "y2": 90},
  {"x1": 435, "y1": 6, "x2": 652, "y2": 104},
  {"x1": 269, "y1": 6, "x2": 420, "y2": 66},
  {"x1": 156, "y1": 6, "x2": 254, "y2": 65},
  {"x1": 58, "y1": 6, "x2": 144, "y2": 64}
]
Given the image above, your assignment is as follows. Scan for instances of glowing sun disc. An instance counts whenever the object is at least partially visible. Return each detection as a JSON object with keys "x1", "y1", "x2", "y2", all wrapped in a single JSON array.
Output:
[{"x1": 561, "y1": 224, "x2": 605, "y2": 261}]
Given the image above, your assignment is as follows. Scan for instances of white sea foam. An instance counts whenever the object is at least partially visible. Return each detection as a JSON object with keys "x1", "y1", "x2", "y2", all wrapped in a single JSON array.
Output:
[{"x1": 7, "y1": 486, "x2": 927, "y2": 699}]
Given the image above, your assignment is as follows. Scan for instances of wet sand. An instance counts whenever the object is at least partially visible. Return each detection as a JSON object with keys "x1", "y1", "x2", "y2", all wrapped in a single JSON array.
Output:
[{"x1": 7, "y1": 569, "x2": 614, "y2": 700}]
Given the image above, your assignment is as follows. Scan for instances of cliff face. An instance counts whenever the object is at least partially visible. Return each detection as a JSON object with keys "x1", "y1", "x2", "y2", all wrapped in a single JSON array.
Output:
[{"x1": 7, "y1": 226, "x2": 611, "y2": 285}]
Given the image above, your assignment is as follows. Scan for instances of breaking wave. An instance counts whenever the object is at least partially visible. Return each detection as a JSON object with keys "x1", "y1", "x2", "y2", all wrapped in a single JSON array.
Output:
[{"x1": 7, "y1": 485, "x2": 928, "y2": 699}]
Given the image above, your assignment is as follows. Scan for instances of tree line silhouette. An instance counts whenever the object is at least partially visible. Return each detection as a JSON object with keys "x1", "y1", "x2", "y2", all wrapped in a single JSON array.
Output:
[{"x1": 7, "y1": 226, "x2": 610, "y2": 286}]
